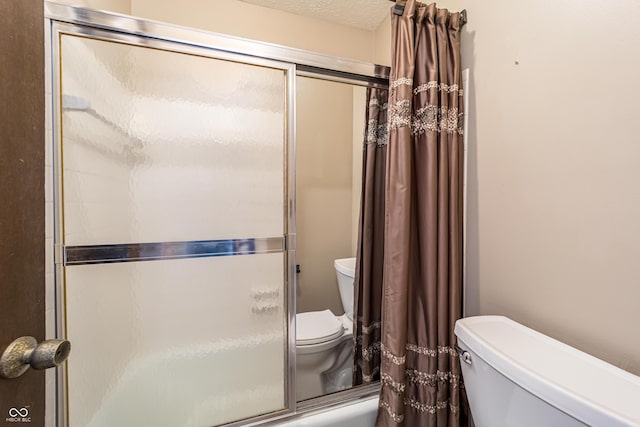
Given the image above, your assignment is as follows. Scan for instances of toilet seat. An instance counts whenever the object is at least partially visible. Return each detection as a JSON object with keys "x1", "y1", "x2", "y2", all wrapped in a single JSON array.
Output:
[{"x1": 296, "y1": 310, "x2": 344, "y2": 346}]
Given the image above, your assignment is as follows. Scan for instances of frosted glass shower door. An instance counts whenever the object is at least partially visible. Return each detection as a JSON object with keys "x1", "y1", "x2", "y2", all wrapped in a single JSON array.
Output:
[{"x1": 55, "y1": 30, "x2": 293, "y2": 427}]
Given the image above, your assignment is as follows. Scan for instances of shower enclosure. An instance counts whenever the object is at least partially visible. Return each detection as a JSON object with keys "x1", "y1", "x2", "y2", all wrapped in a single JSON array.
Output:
[{"x1": 45, "y1": 3, "x2": 388, "y2": 426}]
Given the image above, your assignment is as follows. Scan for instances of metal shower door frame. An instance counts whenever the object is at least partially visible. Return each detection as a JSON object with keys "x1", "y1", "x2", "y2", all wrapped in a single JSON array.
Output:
[
  {"x1": 48, "y1": 17, "x2": 296, "y2": 427},
  {"x1": 45, "y1": 2, "x2": 389, "y2": 426}
]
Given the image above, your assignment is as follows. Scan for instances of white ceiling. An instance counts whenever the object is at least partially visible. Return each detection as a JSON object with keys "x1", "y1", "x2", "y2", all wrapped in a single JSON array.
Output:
[{"x1": 238, "y1": 0, "x2": 392, "y2": 31}]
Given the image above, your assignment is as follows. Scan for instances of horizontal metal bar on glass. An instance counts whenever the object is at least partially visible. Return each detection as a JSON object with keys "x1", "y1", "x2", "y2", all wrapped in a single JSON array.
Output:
[
  {"x1": 63, "y1": 237, "x2": 285, "y2": 265},
  {"x1": 44, "y1": 2, "x2": 391, "y2": 83}
]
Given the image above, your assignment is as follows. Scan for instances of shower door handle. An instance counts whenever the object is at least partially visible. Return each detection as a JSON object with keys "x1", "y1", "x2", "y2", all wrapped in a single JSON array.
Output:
[{"x1": 0, "y1": 336, "x2": 71, "y2": 379}]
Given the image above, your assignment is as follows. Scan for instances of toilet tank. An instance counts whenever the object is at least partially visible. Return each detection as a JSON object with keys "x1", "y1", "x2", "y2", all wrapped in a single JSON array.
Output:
[
  {"x1": 455, "y1": 316, "x2": 640, "y2": 427},
  {"x1": 334, "y1": 258, "x2": 356, "y2": 320}
]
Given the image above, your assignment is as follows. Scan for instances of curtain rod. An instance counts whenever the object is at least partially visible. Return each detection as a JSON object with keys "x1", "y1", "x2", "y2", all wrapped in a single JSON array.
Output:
[{"x1": 388, "y1": 0, "x2": 467, "y2": 25}]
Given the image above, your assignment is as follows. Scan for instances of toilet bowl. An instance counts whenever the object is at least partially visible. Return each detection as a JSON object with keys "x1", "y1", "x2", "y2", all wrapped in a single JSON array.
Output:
[
  {"x1": 295, "y1": 257, "x2": 356, "y2": 401},
  {"x1": 455, "y1": 316, "x2": 640, "y2": 427}
]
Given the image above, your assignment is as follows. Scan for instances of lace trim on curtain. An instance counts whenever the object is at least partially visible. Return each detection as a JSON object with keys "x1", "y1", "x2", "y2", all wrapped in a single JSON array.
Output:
[
  {"x1": 381, "y1": 369, "x2": 460, "y2": 392},
  {"x1": 388, "y1": 76, "x2": 464, "y2": 135},
  {"x1": 389, "y1": 100, "x2": 412, "y2": 129},
  {"x1": 381, "y1": 343, "x2": 406, "y2": 365},
  {"x1": 381, "y1": 343, "x2": 458, "y2": 364},
  {"x1": 389, "y1": 101, "x2": 463, "y2": 135},
  {"x1": 406, "y1": 369, "x2": 460, "y2": 388},
  {"x1": 361, "y1": 365, "x2": 380, "y2": 383},
  {"x1": 404, "y1": 397, "x2": 459, "y2": 415},
  {"x1": 392, "y1": 77, "x2": 463, "y2": 96},
  {"x1": 412, "y1": 105, "x2": 464, "y2": 135},
  {"x1": 369, "y1": 98, "x2": 389, "y2": 110},
  {"x1": 379, "y1": 400, "x2": 405, "y2": 423},
  {"x1": 362, "y1": 341, "x2": 382, "y2": 361},
  {"x1": 406, "y1": 343, "x2": 459, "y2": 357},
  {"x1": 381, "y1": 372, "x2": 406, "y2": 394},
  {"x1": 414, "y1": 81, "x2": 464, "y2": 96},
  {"x1": 379, "y1": 396, "x2": 459, "y2": 423},
  {"x1": 390, "y1": 77, "x2": 413, "y2": 89},
  {"x1": 366, "y1": 120, "x2": 389, "y2": 146},
  {"x1": 378, "y1": 344, "x2": 463, "y2": 421}
]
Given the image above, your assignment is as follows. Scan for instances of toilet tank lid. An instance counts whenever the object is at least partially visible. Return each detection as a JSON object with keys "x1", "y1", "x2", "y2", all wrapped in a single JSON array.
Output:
[
  {"x1": 334, "y1": 258, "x2": 356, "y2": 277},
  {"x1": 455, "y1": 316, "x2": 640, "y2": 427}
]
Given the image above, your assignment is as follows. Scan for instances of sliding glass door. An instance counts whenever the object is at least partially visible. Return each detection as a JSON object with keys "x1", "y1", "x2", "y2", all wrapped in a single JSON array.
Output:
[{"x1": 53, "y1": 26, "x2": 294, "y2": 427}]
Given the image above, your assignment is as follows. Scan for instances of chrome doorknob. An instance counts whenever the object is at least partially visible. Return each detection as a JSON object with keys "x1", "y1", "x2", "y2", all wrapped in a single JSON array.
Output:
[{"x1": 0, "y1": 336, "x2": 71, "y2": 379}]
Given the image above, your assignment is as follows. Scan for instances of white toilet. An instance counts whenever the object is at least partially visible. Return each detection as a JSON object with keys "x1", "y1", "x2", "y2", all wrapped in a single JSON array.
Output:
[
  {"x1": 295, "y1": 257, "x2": 356, "y2": 401},
  {"x1": 455, "y1": 316, "x2": 640, "y2": 427}
]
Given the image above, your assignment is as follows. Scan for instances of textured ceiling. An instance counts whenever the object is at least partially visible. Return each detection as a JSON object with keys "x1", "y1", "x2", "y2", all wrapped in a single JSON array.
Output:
[{"x1": 238, "y1": 0, "x2": 392, "y2": 31}]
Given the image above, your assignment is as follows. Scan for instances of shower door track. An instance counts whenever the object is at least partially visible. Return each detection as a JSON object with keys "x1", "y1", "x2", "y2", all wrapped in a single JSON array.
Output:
[
  {"x1": 45, "y1": 2, "x2": 390, "y2": 88},
  {"x1": 45, "y1": 2, "x2": 388, "y2": 427}
]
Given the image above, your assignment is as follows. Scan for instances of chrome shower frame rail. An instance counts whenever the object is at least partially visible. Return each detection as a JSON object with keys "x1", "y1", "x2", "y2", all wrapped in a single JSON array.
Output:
[
  {"x1": 45, "y1": 2, "x2": 389, "y2": 426},
  {"x1": 45, "y1": 2, "x2": 390, "y2": 86},
  {"x1": 62, "y1": 238, "x2": 287, "y2": 265}
]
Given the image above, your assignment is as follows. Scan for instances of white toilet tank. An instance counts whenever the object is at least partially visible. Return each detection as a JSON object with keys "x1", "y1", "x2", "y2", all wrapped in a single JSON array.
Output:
[
  {"x1": 455, "y1": 316, "x2": 640, "y2": 427},
  {"x1": 334, "y1": 258, "x2": 356, "y2": 320}
]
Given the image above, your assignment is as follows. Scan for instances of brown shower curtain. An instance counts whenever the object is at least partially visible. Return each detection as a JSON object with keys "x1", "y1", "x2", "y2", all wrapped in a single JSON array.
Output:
[
  {"x1": 376, "y1": 1, "x2": 466, "y2": 425},
  {"x1": 353, "y1": 87, "x2": 388, "y2": 385}
]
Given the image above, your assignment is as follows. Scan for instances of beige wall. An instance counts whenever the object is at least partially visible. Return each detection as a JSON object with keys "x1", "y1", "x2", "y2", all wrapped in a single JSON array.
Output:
[
  {"x1": 352, "y1": 87, "x2": 367, "y2": 255},
  {"x1": 296, "y1": 77, "x2": 360, "y2": 315},
  {"x1": 373, "y1": 13, "x2": 391, "y2": 66},
  {"x1": 433, "y1": 0, "x2": 640, "y2": 375},
  {"x1": 131, "y1": 0, "x2": 375, "y2": 63},
  {"x1": 53, "y1": 0, "x2": 130, "y2": 14}
]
